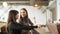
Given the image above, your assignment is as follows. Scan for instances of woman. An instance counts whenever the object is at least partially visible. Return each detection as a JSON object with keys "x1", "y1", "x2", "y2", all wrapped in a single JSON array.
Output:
[
  {"x1": 20, "y1": 8, "x2": 33, "y2": 34},
  {"x1": 8, "y1": 10, "x2": 22, "y2": 34},
  {"x1": 8, "y1": 10, "x2": 38, "y2": 34}
]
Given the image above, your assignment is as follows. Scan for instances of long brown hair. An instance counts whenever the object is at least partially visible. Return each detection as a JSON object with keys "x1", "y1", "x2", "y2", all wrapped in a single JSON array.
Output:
[
  {"x1": 8, "y1": 10, "x2": 19, "y2": 24},
  {"x1": 20, "y1": 8, "x2": 28, "y2": 21}
]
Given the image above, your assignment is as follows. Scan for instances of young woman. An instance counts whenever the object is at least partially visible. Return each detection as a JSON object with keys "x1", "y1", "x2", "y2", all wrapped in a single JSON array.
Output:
[
  {"x1": 20, "y1": 8, "x2": 33, "y2": 34},
  {"x1": 8, "y1": 10, "x2": 21, "y2": 34},
  {"x1": 8, "y1": 10, "x2": 38, "y2": 34}
]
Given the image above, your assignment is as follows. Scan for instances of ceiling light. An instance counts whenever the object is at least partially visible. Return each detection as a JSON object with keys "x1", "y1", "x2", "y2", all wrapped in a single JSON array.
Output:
[
  {"x1": 34, "y1": 4, "x2": 38, "y2": 7},
  {"x1": 3, "y1": 2, "x2": 8, "y2": 7}
]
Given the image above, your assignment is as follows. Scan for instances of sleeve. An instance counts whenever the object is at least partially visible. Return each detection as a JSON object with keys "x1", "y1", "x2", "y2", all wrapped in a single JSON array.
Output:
[
  {"x1": 9, "y1": 23, "x2": 22, "y2": 30},
  {"x1": 8, "y1": 23, "x2": 33, "y2": 30},
  {"x1": 28, "y1": 19, "x2": 33, "y2": 26}
]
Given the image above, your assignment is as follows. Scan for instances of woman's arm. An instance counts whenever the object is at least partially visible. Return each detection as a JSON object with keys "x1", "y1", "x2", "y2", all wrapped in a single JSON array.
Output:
[
  {"x1": 9, "y1": 22, "x2": 37, "y2": 30},
  {"x1": 28, "y1": 19, "x2": 33, "y2": 26}
]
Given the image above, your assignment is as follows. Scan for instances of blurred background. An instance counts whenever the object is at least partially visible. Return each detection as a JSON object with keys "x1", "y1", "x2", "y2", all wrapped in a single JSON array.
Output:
[
  {"x1": 0, "y1": 0, "x2": 60, "y2": 34},
  {"x1": 0, "y1": 0, "x2": 56, "y2": 24}
]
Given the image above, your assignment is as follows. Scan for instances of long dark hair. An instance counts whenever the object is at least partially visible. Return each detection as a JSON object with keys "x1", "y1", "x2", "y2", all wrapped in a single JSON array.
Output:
[
  {"x1": 20, "y1": 8, "x2": 28, "y2": 21},
  {"x1": 8, "y1": 10, "x2": 19, "y2": 24}
]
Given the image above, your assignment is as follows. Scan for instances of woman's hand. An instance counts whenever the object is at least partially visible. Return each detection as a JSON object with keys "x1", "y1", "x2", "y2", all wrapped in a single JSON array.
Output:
[
  {"x1": 36, "y1": 24, "x2": 41, "y2": 28},
  {"x1": 29, "y1": 24, "x2": 31, "y2": 26}
]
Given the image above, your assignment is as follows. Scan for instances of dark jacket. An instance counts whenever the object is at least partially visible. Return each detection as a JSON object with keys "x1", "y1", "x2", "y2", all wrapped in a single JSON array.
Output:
[
  {"x1": 8, "y1": 22, "x2": 22, "y2": 34},
  {"x1": 19, "y1": 18, "x2": 33, "y2": 26},
  {"x1": 19, "y1": 18, "x2": 33, "y2": 34},
  {"x1": 8, "y1": 21, "x2": 37, "y2": 34}
]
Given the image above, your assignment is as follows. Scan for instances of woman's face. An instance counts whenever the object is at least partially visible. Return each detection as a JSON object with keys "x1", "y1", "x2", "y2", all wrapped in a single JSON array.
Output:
[
  {"x1": 20, "y1": 10, "x2": 27, "y2": 17},
  {"x1": 15, "y1": 14, "x2": 19, "y2": 19}
]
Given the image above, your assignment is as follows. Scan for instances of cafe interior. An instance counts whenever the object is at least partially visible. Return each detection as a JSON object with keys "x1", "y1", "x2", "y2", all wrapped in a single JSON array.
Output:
[{"x1": 0, "y1": 0, "x2": 60, "y2": 34}]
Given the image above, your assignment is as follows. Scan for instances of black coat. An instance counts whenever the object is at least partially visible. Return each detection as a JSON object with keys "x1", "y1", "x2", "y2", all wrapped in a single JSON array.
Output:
[
  {"x1": 19, "y1": 18, "x2": 33, "y2": 26},
  {"x1": 8, "y1": 22, "x2": 22, "y2": 34},
  {"x1": 8, "y1": 21, "x2": 37, "y2": 34}
]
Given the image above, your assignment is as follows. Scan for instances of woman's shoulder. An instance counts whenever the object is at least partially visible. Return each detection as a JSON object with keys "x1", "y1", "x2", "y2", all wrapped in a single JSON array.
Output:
[
  {"x1": 8, "y1": 22, "x2": 13, "y2": 25},
  {"x1": 8, "y1": 22, "x2": 20, "y2": 26},
  {"x1": 28, "y1": 18, "x2": 30, "y2": 20},
  {"x1": 8, "y1": 21, "x2": 16, "y2": 25},
  {"x1": 28, "y1": 18, "x2": 31, "y2": 21}
]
